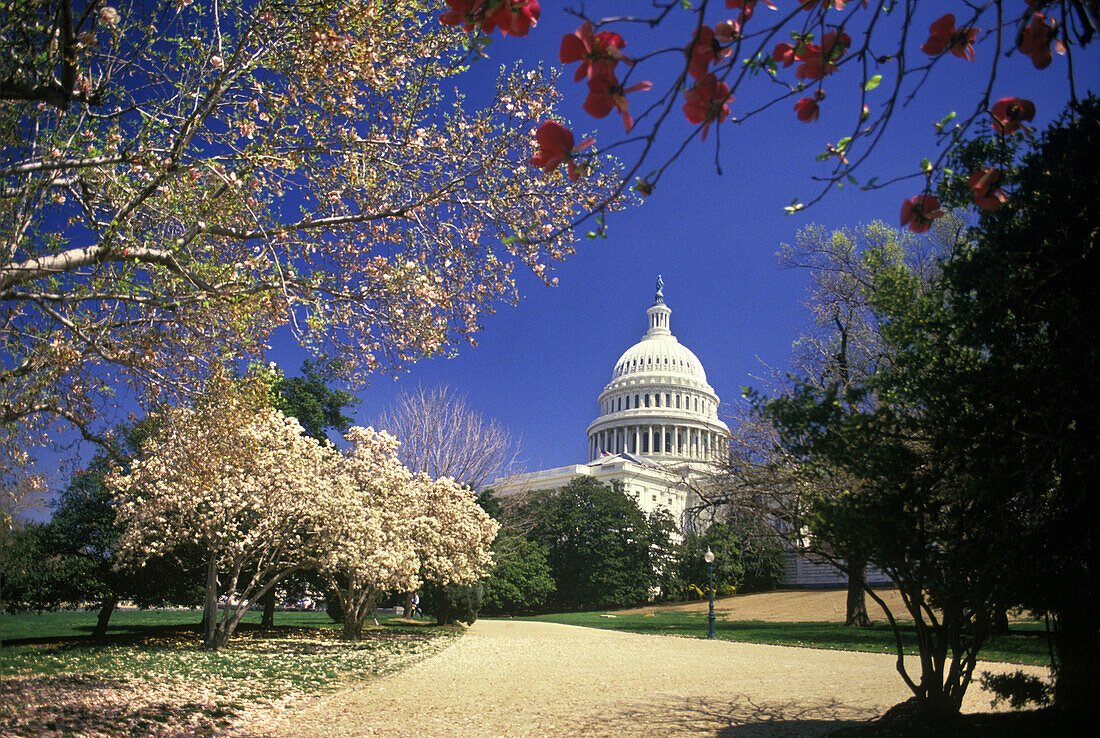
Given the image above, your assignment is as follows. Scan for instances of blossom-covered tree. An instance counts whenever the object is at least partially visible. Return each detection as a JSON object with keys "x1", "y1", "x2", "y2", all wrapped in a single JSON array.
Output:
[
  {"x1": 448, "y1": 1, "x2": 1097, "y2": 229},
  {"x1": 110, "y1": 378, "x2": 351, "y2": 650},
  {"x1": 322, "y1": 426, "x2": 497, "y2": 640},
  {"x1": 1, "y1": 0, "x2": 619, "y2": 457}
]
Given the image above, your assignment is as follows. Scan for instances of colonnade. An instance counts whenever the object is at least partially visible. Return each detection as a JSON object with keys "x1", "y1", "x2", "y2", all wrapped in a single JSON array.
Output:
[{"x1": 589, "y1": 424, "x2": 725, "y2": 461}]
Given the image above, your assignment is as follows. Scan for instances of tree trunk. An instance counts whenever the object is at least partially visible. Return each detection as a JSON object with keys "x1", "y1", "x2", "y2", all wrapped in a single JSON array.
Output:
[
  {"x1": 404, "y1": 591, "x2": 415, "y2": 619},
  {"x1": 845, "y1": 560, "x2": 871, "y2": 627},
  {"x1": 343, "y1": 608, "x2": 363, "y2": 641},
  {"x1": 341, "y1": 587, "x2": 379, "y2": 641},
  {"x1": 91, "y1": 596, "x2": 118, "y2": 638},
  {"x1": 203, "y1": 554, "x2": 218, "y2": 649},
  {"x1": 261, "y1": 589, "x2": 275, "y2": 628},
  {"x1": 1052, "y1": 601, "x2": 1100, "y2": 712}
]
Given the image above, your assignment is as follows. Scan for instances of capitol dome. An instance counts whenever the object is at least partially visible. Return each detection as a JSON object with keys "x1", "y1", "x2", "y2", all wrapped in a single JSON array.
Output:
[{"x1": 586, "y1": 280, "x2": 729, "y2": 462}]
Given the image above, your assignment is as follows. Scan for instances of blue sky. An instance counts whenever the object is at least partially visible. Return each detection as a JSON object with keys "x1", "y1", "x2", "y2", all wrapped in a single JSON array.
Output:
[
  {"x1": 255, "y1": 4, "x2": 1100, "y2": 473},
  {"x1": 29, "y1": 4, "x2": 1098, "y2": 501}
]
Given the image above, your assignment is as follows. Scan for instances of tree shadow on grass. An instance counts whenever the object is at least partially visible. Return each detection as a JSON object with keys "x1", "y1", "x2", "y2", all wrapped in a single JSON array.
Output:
[{"x1": 0, "y1": 622, "x2": 203, "y2": 648}]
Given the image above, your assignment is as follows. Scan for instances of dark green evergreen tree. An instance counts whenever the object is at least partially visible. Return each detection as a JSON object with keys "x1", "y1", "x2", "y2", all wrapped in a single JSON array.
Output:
[
  {"x1": 934, "y1": 97, "x2": 1100, "y2": 713},
  {"x1": 273, "y1": 360, "x2": 358, "y2": 444},
  {"x1": 523, "y1": 478, "x2": 674, "y2": 611}
]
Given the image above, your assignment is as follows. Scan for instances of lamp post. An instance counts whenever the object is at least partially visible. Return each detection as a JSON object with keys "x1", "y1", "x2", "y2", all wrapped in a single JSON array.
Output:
[{"x1": 704, "y1": 547, "x2": 716, "y2": 639}]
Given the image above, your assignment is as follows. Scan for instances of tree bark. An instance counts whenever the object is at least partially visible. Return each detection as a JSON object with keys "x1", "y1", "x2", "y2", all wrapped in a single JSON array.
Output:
[
  {"x1": 203, "y1": 554, "x2": 218, "y2": 649},
  {"x1": 261, "y1": 589, "x2": 275, "y2": 628},
  {"x1": 845, "y1": 560, "x2": 872, "y2": 627},
  {"x1": 1052, "y1": 601, "x2": 1100, "y2": 712},
  {"x1": 91, "y1": 596, "x2": 118, "y2": 638}
]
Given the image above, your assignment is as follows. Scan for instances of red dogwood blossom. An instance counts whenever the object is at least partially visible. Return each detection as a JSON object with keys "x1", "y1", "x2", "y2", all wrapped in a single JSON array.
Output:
[
  {"x1": 682, "y1": 74, "x2": 732, "y2": 141},
  {"x1": 772, "y1": 41, "x2": 798, "y2": 68},
  {"x1": 920, "y1": 13, "x2": 978, "y2": 61},
  {"x1": 439, "y1": 0, "x2": 481, "y2": 32},
  {"x1": 687, "y1": 25, "x2": 728, "y2": 80},
  {"x1": 794, "y1": 31, "x2": 850, "y2": 80},
  {"x1": 1018, "y1": 13, "x2": 1065, "y2": 69},
  {"x1": 968, "y1": 167, "x2": 1007, "y2": 211},
  {"x1": 560, "y1": 22, "x2": 628, "y2": 82},
  {"x1": 528, "y1": 121, "x2": 594, "y2": 182},
  {"x1": 900, "y1": 194, "x2": 944, "y2": 233},
  {"x1": 583, "y1": 75, "x2": 652, "y2": 132},
  {"x1": 441, "y1": 0, "x2": 540, "y2": 37},
  {"x1": 990, "y1": 97, "x2": 1036, "y2": 135},
  {"x1": 486, "y1": 0, "x2": 540, "y2": 37},
  {"x1": 774, "y1": 32, "x2": 850, "y2": 80},
  {"x1": 794, "y1": 97, "x2": 819, "y2": 122}
]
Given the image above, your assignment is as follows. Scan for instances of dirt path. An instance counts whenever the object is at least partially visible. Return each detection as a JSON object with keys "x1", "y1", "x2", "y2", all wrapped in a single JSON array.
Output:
[{"x1": 266, "y1": 618, "x2": 1041, "y2": 737}]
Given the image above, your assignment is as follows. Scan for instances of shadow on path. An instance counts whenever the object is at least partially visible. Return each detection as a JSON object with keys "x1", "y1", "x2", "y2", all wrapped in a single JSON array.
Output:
[{"x1": 596, "y1": 694, "x2": 879, "y2": 737}]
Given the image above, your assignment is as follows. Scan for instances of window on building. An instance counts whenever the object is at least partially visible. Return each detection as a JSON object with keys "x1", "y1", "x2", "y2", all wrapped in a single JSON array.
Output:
[
  {"x1": 617, "y1": 396, "x2": 621, "y2": 411},
  {"x1": 665, "y1": 393, "x2": 671, "y2": 406},
  {"x1": 675, "y1": 395, "x2": 681, "y2": 409},
  {"x1": 644, "y1": 394, "x2": 650, "y2": 408},
  {"x1": 635, "y1": 394, "x2": 640, "y2": 408},
  {"x1": 655, "y1": 394, "x2": 660, "y2": 407}
]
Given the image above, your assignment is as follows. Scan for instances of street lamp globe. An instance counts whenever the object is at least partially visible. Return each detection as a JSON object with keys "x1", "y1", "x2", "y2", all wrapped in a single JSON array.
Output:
[{"x1": 704, "y1": 547, "x2": 715, "y2": 564}]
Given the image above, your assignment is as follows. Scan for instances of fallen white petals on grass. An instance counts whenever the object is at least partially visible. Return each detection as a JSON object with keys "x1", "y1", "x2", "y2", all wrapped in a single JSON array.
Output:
[{"x1": 0, "y1": 626, "x2": 457, "y2": 736}]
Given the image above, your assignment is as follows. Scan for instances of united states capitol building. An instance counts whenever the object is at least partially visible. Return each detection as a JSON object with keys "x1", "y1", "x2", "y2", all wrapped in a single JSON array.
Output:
[
  {"x1": 494, "y1": 278, "x2": 875, "y2": 588},
  {"x1": 493, "y1": 278, "x2": 728, "y2": 530}
]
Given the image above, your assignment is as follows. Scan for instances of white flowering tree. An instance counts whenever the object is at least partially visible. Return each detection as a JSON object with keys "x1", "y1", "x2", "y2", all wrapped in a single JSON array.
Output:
[
  {"x1": 324, "y1": 427, "x2": 497, "y2": 640},
  {"x1": 110, "y1": 381, "x2": 350, "y2": 650}
]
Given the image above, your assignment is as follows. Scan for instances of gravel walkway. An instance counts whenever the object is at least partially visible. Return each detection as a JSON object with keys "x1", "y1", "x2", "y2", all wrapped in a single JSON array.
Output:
[{"x1": 266, "y1": 619, "x2": 1043, "y2": 737}]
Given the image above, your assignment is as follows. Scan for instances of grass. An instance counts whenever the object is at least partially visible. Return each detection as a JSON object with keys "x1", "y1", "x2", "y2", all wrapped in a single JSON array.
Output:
[
  {"x1": 0, "y1": 609, "x2": 455, "y2": 736},
  {"x1": 519, "y1": 610, "x2": 1052, "y2": 665},
  {"x1": 0, "y1": 607, "x2": 370, "y2": 643}
]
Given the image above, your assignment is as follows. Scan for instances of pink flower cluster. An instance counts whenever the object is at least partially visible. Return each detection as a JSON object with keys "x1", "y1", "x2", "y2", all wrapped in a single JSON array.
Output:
[
  {"x1": 561, "y1": 22, "x2": 652, "y2": 133},
  {"x1": 440, "y1": 0, "x2": 539, "y2": 37}
]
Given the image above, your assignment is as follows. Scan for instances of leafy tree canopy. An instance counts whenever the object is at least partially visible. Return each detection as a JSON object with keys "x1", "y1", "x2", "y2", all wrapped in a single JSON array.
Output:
[
  {"x1": 523, "y1": 477, "x2": 674, "y2": 611},
  {"x1": 272, "y1": 361, "x2": 358, "y2": 443}
]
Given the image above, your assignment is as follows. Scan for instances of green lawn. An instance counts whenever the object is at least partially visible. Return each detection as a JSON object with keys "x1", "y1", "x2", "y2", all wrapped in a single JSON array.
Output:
[
  {"x1": 0, "y1": 609, "x2": 453, "y2": 736},
  {"x1": 518, "y1": 610, "x2": 1051, "y2": 665}
]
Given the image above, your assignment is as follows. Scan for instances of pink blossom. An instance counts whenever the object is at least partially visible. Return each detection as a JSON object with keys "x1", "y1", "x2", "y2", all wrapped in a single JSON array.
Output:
[
  {"x1": 900, "y1": 194, "x2": 944, "y2": 233},
  {"x1": 990, "y1": 97, "x2": 1035, "y2": 135}
]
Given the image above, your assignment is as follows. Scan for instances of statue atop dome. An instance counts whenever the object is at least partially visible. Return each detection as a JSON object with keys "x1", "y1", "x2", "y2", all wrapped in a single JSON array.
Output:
[{"x1": 654, "y1": 274, "x2": 664, "y2": 304}]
